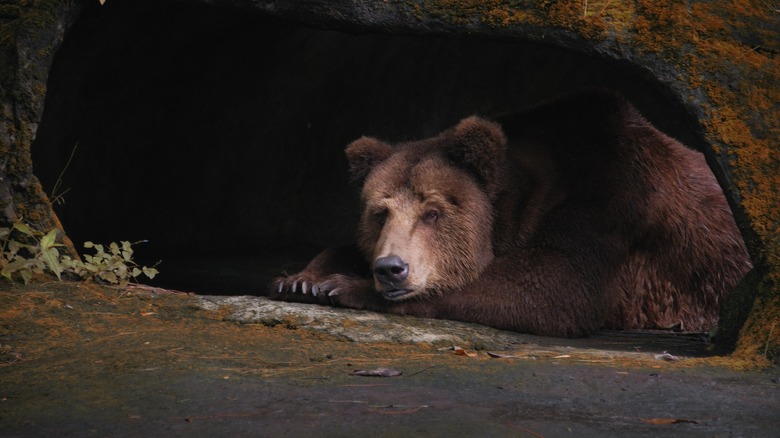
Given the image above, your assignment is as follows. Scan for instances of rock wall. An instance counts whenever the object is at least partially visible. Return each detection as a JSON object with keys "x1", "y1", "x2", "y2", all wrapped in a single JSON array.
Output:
[
  {"x1": 0, "y1": 0, "x2": 80, "y2": 247},
  {"x1": 1, "y1": 0, "x2": 777, "y2": 362}
]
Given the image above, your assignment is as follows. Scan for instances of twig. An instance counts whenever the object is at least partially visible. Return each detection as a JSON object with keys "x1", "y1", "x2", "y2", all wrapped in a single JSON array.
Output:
[
  {"x1": 505, "y1": 424, "x2": 546, "y2": 438},
  {"x1": 370, "y1": 406, "x2": 427, "y2": 415},
  {"x1": 735, "y1": 45, "x2": 761, "y2": 62},
  {"x1": 51, "y1": 143, "x2": 78, "y2": 205},
  {"x1": 405, "y1": 364, "x2": 436, "y2": 377},
  {"x1": 599, "y1": 0, "x2": 614, "y2": 15},
  {"x1": 760, "y1": 0, "x2": 779, "y2": 13},
  {"x1": 765, "y1": 321, "x2": 776, "y2": 357}
]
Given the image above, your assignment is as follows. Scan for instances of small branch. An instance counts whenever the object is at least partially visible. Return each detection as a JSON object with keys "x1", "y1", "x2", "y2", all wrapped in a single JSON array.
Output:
[
  {"x1": 51, "y1": 143, "x2": 78, "y2": 205},
  {"x1": 765, "y1": 321, "x2": 776, "y2": 358},
  {"x1": 734, "y1": 45, "x2": 761, "y2": 62},
  {"x1": 405, "y1": 364, "x2": 436, "y2": 377},
  {"x1": 599, "y1": 0, "x2": 614, "y2": 16}
]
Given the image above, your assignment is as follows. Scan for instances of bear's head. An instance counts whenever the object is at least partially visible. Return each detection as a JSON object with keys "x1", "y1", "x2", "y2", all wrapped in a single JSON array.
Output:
[{"x1": 345, "y1": 116, "x2": 507, "y2": 300}]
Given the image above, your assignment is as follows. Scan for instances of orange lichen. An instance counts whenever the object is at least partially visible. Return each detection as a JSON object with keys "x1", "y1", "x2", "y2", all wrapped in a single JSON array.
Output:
[
  {"x1": 735, "y1": 294, "x2": 779, "y2": 362},
  {"x1": 414, "y1": 0, "x2": 610, "y2": 39},
  {"x1": 588, "y1": 0, "x2": 779, "y2": 360},
  {"x1": 632, "y1": 0, "x2": 694, "y2": 57}
]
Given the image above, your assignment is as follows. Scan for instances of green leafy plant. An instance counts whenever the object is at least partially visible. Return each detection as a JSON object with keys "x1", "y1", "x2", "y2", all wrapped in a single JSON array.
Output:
[
  {"x1": 61, "y1": 241, "x2": 159, "y2": 286},
  {"x1": 1, "y1": 221, "x2": 159, "y2": 286},
  {"x1": 0, "y1": 223, "x2": 63, "y2": 285}
]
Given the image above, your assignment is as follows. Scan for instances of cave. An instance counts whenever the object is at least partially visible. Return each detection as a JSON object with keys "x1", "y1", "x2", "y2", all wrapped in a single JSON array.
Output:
[{"x1": 32, "y1": 0, "x2": 723, "y2": 296}]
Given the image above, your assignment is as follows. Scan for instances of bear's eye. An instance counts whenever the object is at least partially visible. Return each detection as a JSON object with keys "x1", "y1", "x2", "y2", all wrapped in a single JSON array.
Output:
[
  {"x1": 374, "y1": 209, "x2": 388, "y2": 226},
  {"x1": 423, "y1": 210, "x2": 439, "y2": 225}
]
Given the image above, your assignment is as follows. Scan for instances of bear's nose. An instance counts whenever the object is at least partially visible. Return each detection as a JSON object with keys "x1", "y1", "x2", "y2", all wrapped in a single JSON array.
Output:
[{"x1": 374, "y1": 255, "x2": 409, "y2": 285}]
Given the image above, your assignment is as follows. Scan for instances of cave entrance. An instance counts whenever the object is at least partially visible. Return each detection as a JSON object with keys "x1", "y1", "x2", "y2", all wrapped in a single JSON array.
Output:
[{"x1": 33, "y1": 0, "x2": 712, "y2": 295}]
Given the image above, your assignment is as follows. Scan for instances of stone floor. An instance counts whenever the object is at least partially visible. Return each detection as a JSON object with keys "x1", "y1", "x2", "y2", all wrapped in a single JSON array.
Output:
[{"x1": 1, "y1": 281, "x2": 778, "y2": 437}]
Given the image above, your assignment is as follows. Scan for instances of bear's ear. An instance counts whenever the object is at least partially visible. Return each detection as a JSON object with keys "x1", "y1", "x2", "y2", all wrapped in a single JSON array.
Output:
[
  {"x1": 446, "y1": 116, "x2": 507, "y2": 194},
  {"x1": 345, "y1": 136, "x2": 394, "y2": 183}
]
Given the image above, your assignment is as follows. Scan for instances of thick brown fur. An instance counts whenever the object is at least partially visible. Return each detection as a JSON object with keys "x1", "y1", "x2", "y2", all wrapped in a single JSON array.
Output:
[{"x1": 269, "y1": 90, "x2": 752, "y2": 337}]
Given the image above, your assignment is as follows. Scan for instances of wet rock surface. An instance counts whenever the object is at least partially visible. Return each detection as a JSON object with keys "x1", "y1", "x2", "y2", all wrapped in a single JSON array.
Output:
[{"x1": 2, "y1": 282, "x2": 778, "y2": 437}]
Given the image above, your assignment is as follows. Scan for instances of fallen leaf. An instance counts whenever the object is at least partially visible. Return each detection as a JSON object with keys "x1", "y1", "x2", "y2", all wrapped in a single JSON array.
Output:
[
  {"x1": 453, "y1": 346, "x2": 478, "y2": 357},
  {"x1": 487, "y1": 352, "x2": 519, "y2": 359},
  {"x1": 369, "y1": 405, "x2": 428, "y2": 414},
  {"x1": 641, "y1": 418, "x2": 699, "y2": 425},
  {"x1": 352, "y1": 367, "x2": 402, "y2": 377},
  {"x1": 654, "y1": 352, "x2": 683, "y2": 361}
]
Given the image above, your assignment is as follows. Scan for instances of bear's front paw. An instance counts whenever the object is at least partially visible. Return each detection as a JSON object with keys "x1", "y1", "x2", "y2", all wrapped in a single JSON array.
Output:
[
  {"x1": 270, "y1": 272, "x2": 330, "y2": 304},
  {"x1": 269, "y1": 273, "x2": 378, "y2": 309}
]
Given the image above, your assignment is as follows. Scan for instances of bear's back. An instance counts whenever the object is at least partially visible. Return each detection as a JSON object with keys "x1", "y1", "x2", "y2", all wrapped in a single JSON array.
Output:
[{"x1": 498, "y1": 91, "x2": 751, "y2": 330}]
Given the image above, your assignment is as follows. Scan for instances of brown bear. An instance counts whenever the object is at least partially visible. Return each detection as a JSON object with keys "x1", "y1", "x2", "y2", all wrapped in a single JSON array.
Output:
[{"x1": 269, "y1": 90, "x2": 752, "y2": 337}]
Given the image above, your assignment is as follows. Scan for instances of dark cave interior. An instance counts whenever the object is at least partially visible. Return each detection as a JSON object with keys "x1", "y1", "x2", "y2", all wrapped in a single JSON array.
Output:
[{"x1": 33, "y1": 0, "x2": 715, "y2": 295}]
